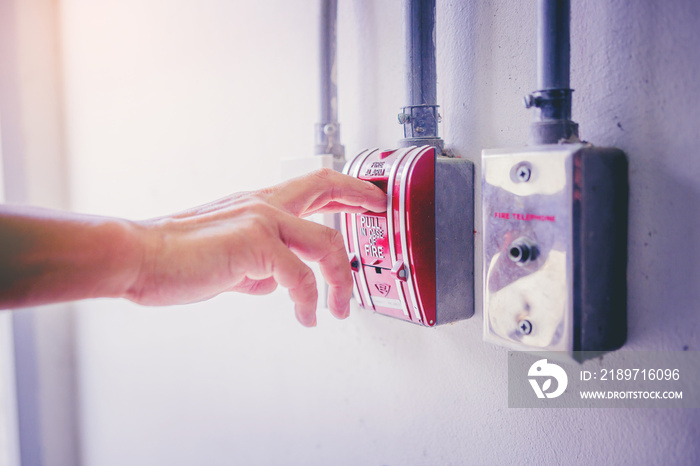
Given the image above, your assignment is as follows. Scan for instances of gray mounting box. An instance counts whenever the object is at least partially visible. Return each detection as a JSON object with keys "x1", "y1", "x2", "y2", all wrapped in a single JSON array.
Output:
[
  {"x1": 481, "y1": 144, "x2": 627, "y2": 357},
  {"x1": 436, "y1": 156, "x2": 474, "y2": 324}
]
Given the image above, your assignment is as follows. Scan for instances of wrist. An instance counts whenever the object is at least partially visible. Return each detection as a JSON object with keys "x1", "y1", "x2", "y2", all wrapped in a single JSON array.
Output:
[
  {"x1": 121, "y1": 218, "x2": 167, "y2": 304},
  {"x1": 93, "y1": 217, "x2": 147, "y2": 301}
]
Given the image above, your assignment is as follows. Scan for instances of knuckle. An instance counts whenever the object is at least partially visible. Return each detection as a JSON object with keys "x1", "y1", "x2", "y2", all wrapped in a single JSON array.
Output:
[
  {"x1": 294, "y1": 273, "x2": 318, "y2": 303},
  {"x1": 300, "y1": 268, "x2": 317, "y2": 287},
  {"x1": 237, "y1": 200, "x2": 278, "y2": 227},
  {"x1": 308, "y1": 168, "x2": 337, "y2": 192},
  {"x1": 242, "y1": 196, "x2": 271, "y2": 212},
  {"x1": 236, "y1": 215, "x2": 274, "y2": 244},
  {"x1": 247, "y1": 190, "x2": 274, "y2": 207},
  {"x1": 254, "y1": 186, "x2": 276, "y2": 196},
  {"x1": 326, "y1": 228, "x2": 345, "y2": 252},
  {"x1": 250, "y1": 279, "x2": 278, "y2": 295},
  {"x1": 245, "y1": 212, "x2": 269, "y2": 230},
  {"x1": 311, "y1": 167, "x2": 335, "y2": 181}
]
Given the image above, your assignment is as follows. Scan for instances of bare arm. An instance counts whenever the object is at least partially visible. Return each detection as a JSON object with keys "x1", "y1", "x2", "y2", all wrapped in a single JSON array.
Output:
[
  {"x1": 0, "y1": 169, "x2": 386, "y2": 327},
  {"x1": 0, "y1": 206, "x2": 141, "y2": 307}
]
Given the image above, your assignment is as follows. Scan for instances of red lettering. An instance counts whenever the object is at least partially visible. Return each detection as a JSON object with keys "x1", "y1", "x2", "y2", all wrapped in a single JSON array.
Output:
[{"x1": 493, "y1": 211, "x2": 556, "y2": 222}]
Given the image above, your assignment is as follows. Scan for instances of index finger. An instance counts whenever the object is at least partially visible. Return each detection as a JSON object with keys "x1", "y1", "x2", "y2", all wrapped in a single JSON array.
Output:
[{"x1": 265, "y1": 168, "x2": 386, "y2": 217}]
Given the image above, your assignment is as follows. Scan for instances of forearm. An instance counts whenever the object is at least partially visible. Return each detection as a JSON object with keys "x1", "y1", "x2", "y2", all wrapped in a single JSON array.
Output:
[
  {"x1": 0, "y1": 169, "x2": 386, "y2": 324},
  {"x1": 0, "y1": 205, "x2": 142, "y2": 309}
]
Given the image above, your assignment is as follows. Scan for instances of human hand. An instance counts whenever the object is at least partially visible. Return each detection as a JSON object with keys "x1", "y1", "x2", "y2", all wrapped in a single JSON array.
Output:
[{"x1": 126, "y1": 168, "x2": 386, "y2": 326}]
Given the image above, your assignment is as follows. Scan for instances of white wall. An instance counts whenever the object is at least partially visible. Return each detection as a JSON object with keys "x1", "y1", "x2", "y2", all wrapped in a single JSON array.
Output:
[{"x1": 58, "y1": 1, "x2": 700, "y2": 465}]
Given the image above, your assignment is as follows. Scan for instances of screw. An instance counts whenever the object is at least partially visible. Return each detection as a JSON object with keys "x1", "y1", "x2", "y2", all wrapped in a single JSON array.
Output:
[
  {"x1": 323, "y1": 123, "x2": 337, "y2": 136},
  {"x1": 397, "y1": 267, "x2": 407, "y2": 279},
  {"x1": 516, "y1": 165, "x2": 532, "y2": 182},
  {"x1": 523, "y1": 94, "x2": 538, "y2": 109},
  {"x1": 398, "y1": 113, "x2": 411, "y2": 124},
  {"x1": 437, "y1": 113, "x2": 442, "y2": 123},
  {"x1": 518, "y1": 319, "x2": 532, "y2": 335}
]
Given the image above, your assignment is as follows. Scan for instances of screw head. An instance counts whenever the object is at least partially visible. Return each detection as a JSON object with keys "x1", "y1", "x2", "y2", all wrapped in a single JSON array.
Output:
[
  {"x1": 323, "y1": 123, "x2": 337, "y2": 136},
  {"x1": 516, "y1": 165, "x2": 532, "y2": 182},
  {"x1": 518, "y1": 319, "x2": 533, "y2": 335}
]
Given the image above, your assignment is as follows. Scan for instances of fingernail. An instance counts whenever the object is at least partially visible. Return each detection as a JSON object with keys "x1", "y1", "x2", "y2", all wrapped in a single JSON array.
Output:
[
  {"x1": 297, "y1": 308, "x2": 317, "y2": 327},
  {"x1": 342, "y1": 302, "x2": 351, "y2": 319}
]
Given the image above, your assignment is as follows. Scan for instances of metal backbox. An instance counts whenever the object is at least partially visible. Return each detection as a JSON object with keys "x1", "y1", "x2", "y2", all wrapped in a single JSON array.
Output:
[
  {"x1": 342, "y1": 146, "x2": 474, "y2": 326},
  {"x1": 482, "y1": 144, "x2": 627, "y2": 356}
]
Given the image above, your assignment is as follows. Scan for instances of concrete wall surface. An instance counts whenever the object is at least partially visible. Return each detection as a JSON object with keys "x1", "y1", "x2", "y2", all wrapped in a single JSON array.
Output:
[{"x1": 52, "y1": 1, "x2": 700, "y2": 465}]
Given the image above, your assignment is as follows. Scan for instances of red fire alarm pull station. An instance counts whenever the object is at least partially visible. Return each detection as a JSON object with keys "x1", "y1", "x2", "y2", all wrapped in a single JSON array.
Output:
[{"x1": 342, "y1": 146, "x2": 474, "y2": 326}]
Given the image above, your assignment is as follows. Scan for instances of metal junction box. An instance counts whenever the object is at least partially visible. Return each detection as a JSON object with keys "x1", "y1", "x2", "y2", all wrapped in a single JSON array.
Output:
[
  {"x1": 342, "y1": 146, "x2": 474, "y2": 326},
  {"x1": 482, "y1": 143, "x2": 627, "y2": 355}
]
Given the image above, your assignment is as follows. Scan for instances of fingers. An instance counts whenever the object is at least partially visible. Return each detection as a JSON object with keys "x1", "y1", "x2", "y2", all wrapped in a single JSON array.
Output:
[
  {"x1": 265, "y1": 241, "x2": 319, "y2": 327},
  {"x1": 302, "y1": 201, "x2": 376, "y2": 216},
  {"x1": 266, "y1": 168, "x2": 386, "y2": 217},
  {"x1": 275, "y1": 213, "x2": 353, "y2": 321}
]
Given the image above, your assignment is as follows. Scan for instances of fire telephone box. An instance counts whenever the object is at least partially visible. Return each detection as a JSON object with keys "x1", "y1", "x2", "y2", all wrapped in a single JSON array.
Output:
[
  {"x1": 341, "y1": 146, "x2": 474, "y2": 326},
  {"x1": 481, "y1": 144, "x2": 627, "y2": 355}
]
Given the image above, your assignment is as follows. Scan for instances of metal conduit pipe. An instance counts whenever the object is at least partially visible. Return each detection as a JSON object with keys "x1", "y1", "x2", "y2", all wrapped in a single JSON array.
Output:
[
  {"x1": 538, "y1": 0, "x2": 570, "y2": 93},
  {"x1": 316, "y1": 0, "x2": 344, "y2": 158},
  {"x1": 399, "y1": 0, "x2": 443, "y2": 151},
  {"x1": 526, "y1": 0, "x2": 579, "y2": 145}
]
